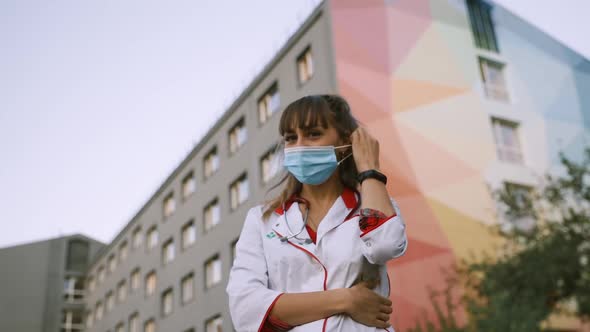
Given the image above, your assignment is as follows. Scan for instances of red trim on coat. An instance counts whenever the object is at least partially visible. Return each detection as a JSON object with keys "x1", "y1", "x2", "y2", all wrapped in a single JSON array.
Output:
[
  {"x1": 261, "y1": 314, "x2": 293, "y2": 332},
  {"x1": 359, "y1": 213, "x2": 397, "y2": 238},
  {"x1": 305, "y1": 225, "x2": 317, "y2": 244},
  {"x1": 258, "y1": 293, "x2": 286, "y2": 332},
  {"x1": 272, "y1": 230, "x2": 328, "y2": 291}
]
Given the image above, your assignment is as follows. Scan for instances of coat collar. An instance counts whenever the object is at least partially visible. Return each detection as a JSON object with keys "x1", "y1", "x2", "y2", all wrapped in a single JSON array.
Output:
[{"x1": 271, "y1": 186, "x2": 360, "y2": 246}]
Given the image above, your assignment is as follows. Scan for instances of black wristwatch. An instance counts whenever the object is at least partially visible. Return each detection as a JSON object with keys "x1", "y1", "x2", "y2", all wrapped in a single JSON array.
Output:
[{"x1": 357, "y1": 169, "x2": 387, "y2": 185}]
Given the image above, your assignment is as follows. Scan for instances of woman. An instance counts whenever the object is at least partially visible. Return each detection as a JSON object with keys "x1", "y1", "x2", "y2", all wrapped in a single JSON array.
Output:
[{"x1": 226, "y1": 95, "x2": 408, "y2": 332}]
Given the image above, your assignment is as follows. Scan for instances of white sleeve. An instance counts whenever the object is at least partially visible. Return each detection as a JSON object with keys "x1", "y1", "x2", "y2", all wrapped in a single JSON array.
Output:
[
  {"x1": 226, "y1": 206, "x2": 283, "y2": 332},
  {"x1": 360, "y1": 197, "x2": 408, "y2": 265}
]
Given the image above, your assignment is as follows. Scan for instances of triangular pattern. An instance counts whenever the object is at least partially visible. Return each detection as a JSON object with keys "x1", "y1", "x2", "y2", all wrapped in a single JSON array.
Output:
[
  {"x1": 328, "y1": 0, "x2": 590, "y2": 330},
  {"x1": 394, "y1": 25, "x2": 470, "y2": 88},
  {"x1": 391, "y1": 79, "x2": 469, "y2": 112}
]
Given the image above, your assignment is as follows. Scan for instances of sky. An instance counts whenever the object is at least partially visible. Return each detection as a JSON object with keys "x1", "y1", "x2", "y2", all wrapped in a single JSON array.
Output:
[{"x1": 0, "y1": 0, "x2": 588, "y2": 248}]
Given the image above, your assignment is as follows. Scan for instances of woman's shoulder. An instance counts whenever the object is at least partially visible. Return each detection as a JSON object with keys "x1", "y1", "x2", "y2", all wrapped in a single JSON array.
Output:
[{"x1": 244, "y1": 203, "x2": 279, "y2": 224}]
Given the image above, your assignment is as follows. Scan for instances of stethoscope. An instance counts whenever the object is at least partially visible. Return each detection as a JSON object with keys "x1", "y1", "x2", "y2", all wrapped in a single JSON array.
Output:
[
  {"x1": 278, "y1": 190, "x2": 361, "y2": 244},
  {"x1": 279, "y1": 197, "x2": 313, "y2": 244}
]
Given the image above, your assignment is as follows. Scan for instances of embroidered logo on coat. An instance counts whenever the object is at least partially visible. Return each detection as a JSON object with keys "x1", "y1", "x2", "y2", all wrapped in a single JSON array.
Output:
[{"x1": 265, "y1": 231, "x2": 277, "y2": 239}]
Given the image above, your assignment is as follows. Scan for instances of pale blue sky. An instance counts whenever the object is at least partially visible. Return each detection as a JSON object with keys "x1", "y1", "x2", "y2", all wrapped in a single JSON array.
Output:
[{"x1": 0, "y1": 0, "x2": 588, "y2": 248}]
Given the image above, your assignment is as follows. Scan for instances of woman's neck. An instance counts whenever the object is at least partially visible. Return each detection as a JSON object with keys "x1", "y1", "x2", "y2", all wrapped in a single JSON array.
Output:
[{"x1": 299, "y1": 175, "x2": 344, "y2": 210}]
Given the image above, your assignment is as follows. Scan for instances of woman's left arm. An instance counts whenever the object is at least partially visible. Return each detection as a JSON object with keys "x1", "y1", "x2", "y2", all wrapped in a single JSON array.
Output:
[{"x1": 350, "y1": 128, "x2": 408, "y2": 265}]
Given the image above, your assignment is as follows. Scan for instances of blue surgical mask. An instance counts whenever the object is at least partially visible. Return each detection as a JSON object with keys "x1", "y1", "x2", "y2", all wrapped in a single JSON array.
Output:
[{"x1": 283, "y1": 145, "x2": 353, "y2": 185}]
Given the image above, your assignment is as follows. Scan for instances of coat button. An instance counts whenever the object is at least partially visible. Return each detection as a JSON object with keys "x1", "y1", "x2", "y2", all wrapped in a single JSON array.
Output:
[{"x1": 366, "y1": 241, "x2": 372, "y2": 247}]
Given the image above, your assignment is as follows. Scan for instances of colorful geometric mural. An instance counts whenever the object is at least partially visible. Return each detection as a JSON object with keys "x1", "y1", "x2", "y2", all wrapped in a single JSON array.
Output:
[{"x1": 328, "y1": 0, "x2": 590, "y2": 330}]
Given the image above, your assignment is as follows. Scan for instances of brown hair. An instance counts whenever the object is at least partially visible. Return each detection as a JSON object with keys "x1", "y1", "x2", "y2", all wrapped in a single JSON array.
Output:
[{"x1": 262, "y1": 94, "x2": 360, "y2": 220}]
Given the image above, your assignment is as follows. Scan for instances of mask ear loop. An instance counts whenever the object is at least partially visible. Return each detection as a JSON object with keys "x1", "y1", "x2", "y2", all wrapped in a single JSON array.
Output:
[
  {"x1": 335, "y1": 144, "x2": 353, "y2": 165},
  {"x1": 337, "y1": 152, "x2": 353, "y2": 165}
]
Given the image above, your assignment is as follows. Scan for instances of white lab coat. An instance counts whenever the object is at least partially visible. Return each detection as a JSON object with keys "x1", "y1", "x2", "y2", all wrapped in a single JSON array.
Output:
[{"x1": 226, "y1": 188, "x2": 408, "y2": 332}]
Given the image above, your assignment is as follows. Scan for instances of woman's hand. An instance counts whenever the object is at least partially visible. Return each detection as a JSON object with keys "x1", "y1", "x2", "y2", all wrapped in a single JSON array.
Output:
[
  {"x1": 344, "y1": 280, "x2": 393, "y2": 328},
  {"x1": 350, "y1": 127, "x2": 380, "y2": 173}
]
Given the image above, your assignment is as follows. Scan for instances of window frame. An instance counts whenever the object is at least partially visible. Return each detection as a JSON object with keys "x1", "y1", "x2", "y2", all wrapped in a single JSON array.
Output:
[
  {"x1": 230, "y1": 172, "x2": 249, "y2": 210},
  {"x1": 181, "y1": 171, "x2": 196, "y2": 200},
  {"x1": 163, "y1": 192, "x2": 176, "y2": 219},
  {"x1": 205, "y1": 254, "x2": 222, "y2": 289},
  {"x1": 203, "y1": 198, "x2": 221, "y2": 233},
  {"x1": 228, "y1": 116, "x2": 248, "y2": 155},
  {"x1": 181, "y1": 219, "x2": 196, "y2": 250},
  {"x1": 181, "y1": 272, "x2": 195, "y2": 305},
  {"x1": 161, "y1": 287, "x2": 174, "y2": 317},
  {"x1": 296, "y1": 46, "x2": 314, "y2": 85},
  {"x1": 257, "y1": 82, "x2": 280, "y2": 125},
  {"x1": 162, "y1": 238, "x2": 175, "y2": 266},
  {"x1": 491, "y1": 117, "x2": 524, "y2": 164},
  {"x1": 203, "y1": 146, "x2": 220, "y2": 180}
]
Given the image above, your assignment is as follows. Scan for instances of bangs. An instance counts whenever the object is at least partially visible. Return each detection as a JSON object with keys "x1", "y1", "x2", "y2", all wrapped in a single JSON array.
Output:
[{"x1": 279, "y1": 96, "x2": 334, "y2": 135}]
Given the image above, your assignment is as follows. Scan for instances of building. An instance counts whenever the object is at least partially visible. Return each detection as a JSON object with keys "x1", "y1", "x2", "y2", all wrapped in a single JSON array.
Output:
[
  {"x1": 0, "y1": 235, "x2": 104, "y2": 332},
  {"x1": 12, "y1": 0, "x2": 586, "y2": 331}
]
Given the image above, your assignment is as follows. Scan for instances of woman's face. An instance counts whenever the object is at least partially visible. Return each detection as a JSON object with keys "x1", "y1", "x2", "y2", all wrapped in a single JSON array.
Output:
[{"x1": 283, "y1": 122, "x2": 344, "y2": 148}]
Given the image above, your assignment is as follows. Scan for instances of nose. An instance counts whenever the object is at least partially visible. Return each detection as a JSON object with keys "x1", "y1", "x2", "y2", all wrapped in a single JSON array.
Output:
[{"x1": 294, "y1": 129, "x2": 307, "y2": 147}]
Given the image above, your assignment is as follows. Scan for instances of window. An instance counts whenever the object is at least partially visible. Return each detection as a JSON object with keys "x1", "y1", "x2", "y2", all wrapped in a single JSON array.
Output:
[
  {"x1": 145, "y1": 271, "x2": 157, "y2": 296},
  {"x1": 130, "y1": 268, "x2": 141, "y2": 291},
  {"x1": 258, "y1": 83, "x2": 280, "y2": 124},
  {"x1": 181, "y1": 220, "x2": 196, "y2": 250},
  {"x1": 97, "y1": 266, "x2": 105, "y2": 283},
  {"x1": 229, "y1": 117, "x2": 247, "y2": 154},
  {"x1": 85, "y1": 311, "x2": 94, "y2": 328},
  {"x1": 205, "y1": 255, "x2": 222, "y2": 289},
  {"x1": 108, "y1": 254, "x2": 116, "y2": 273},
  {"x1": 466, "y1": 0, "x2": 499, "y2": 52},
  {"x1": 128, "y1": 313, "x2": 139, "y2": 332},
  {"x1": 115, "y1": 322, "x2": 124, "y2": 332},
  {"x1": 260, "y1": 146, "x2": 280, "y2": 183},
  {"x1": 504, "y1": 182, "x2": 533, "y2": 209},
  {"x1": 87, "y1": 276, "x2": 95, "y2": 293},
  {"x1": 182, "y1": 172, "x2": 196, "y2": 199},
  {"x1": 491, "y1": 118, "x2": 523, "y2": 164},
  {"x1": 61, "y1": 309, "x2": 84, "y2": 332},
  {"x1": 66, "y1": 240, "x2": 89, "y2": 272},
  {"x1": 479, "y1": 57, "x2": 509, "y2": 101},
  {"x1": 146, "y1": 226, "x2": 158, "y2": 250},
  {"x1": 163, "y1": 192, "x2": 176, "y2": 219},
  {"x1": 119, "y1": 241, "x2": 128, "y2": 262},
  {"x1": 204, "y1": 147, "x2": 220, "y2": 179},
  {"x1": 297, "y1": 47, "x2": 314, "y2": 84},
  {"x1": 144, "y1": 319, "x2": 155, "y2": 332},
  {"x1": 161, "y1": 288, "x2": 174, "y2": 317},
  {"x1": 205, "y1": 315, "x2": 223, "y2": 332},
  {"x1": 162, "y1": 238, "x2": 175, "y2": 265},
  {"x1": 106, "y1": 290, "x2": 114, "y2": 312},
  {"x1": 181, "y1": 272, "x2": 195, "y2": 304},
  {"x1": 230, "y1": 173, "x2": 249, "y2": 210},
  {"x1": 63, "y1": 276, "x2": 84, "y2": 303},
  {"x1": 117, "y1": 279, "x2": 127, "y2": 303},
  {"x1": 95, "y1": 301, "x2": 104, "y2": 321},
  {"x1": 132, "y1": 226, "x2": 142, "y2": 249},
  {"x1": 204, "y1": 198, "x2": 221, "y2": 232}
]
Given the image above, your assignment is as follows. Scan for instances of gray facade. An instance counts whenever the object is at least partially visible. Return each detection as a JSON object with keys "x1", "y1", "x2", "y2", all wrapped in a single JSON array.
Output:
[
  {"x1": 83, "y1": 4, "x2": 334, "y2": 332},
  {"x1": 0, "y1": 235, "x2": 104, "y2": 332}
]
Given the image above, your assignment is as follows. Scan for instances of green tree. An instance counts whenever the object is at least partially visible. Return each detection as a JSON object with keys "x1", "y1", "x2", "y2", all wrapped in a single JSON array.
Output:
[{"x1": 411, "y1": 149, "x2": 590, "y2": 332}]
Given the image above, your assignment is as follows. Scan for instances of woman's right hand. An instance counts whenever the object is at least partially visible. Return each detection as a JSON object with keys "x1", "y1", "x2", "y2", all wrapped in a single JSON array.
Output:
[{"x1": 344, "y1": 280, "x2": 393, "y2": 329}]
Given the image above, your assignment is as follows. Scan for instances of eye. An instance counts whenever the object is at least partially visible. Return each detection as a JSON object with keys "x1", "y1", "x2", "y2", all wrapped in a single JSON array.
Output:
[
  {"x1": 284, "y1": 134, "x2": 296, "y2": 142},
  {"x1": 308, "y1": 129, "x2": 323, "y2": 138}
]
